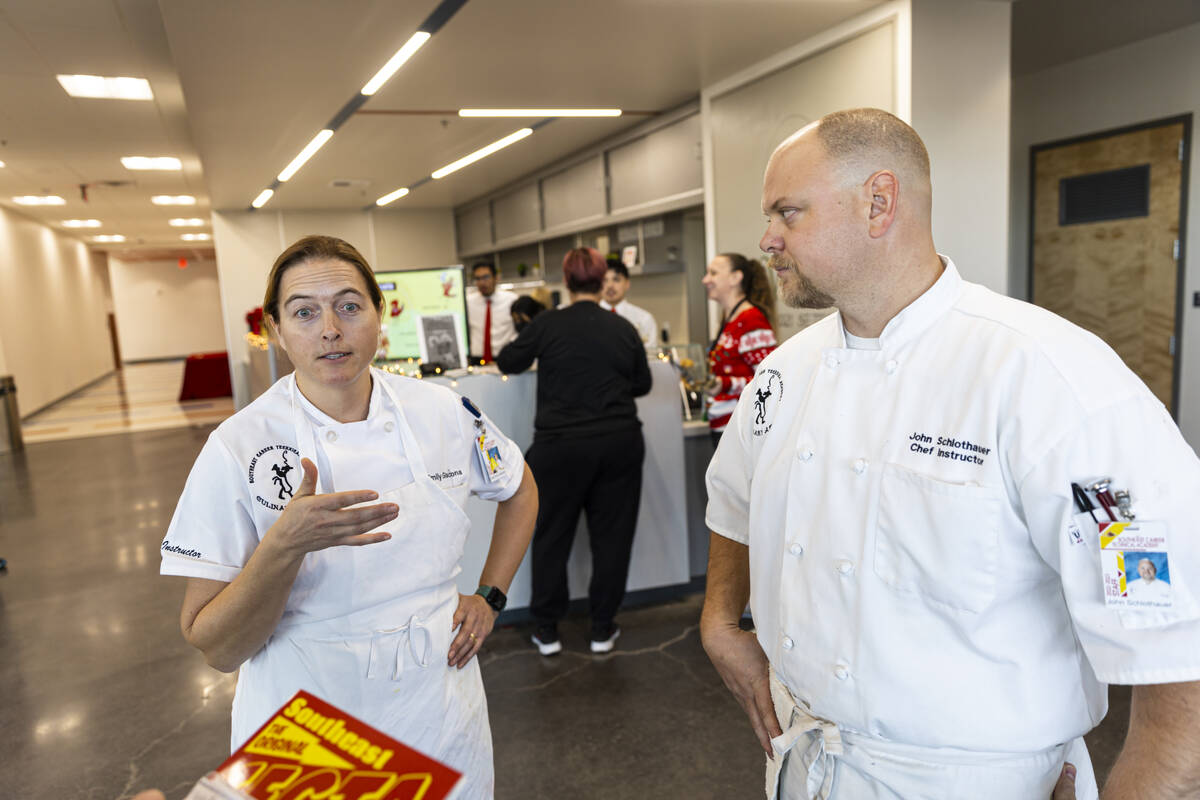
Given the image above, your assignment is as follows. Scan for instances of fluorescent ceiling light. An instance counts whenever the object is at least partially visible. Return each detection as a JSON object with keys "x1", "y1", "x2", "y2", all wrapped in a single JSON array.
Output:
[
  {"x1": 151, "y1": 195, "x2": 196, "y2": 205},
  {"x1": 251, "y1": 189, "x2": 274, "y2": 209},
  {"x1": 375, "y1": 187, "x2": 410, "y2": 206},
  {"x1": 62, "y1": 219, "x2": 102, "y2": 228},
  {"x1": 277, "y1": 129, "x2": 334, "y2": 182},
  {"x1": 13, "y1": 196, "x2": 66, "y2": 205},
  {"x1": 181, "y1": 233, "x2": 211, "y2": 241},
  {"x1": 458, "y1": 109, "x2": 622, "y2": 118},
  {"x1": 431, "y1": 129, "x2": 533, "y2": 180},
  {"x1": 0, "y1": 160, "x2": 5, "y2": 167},
  {"x1": 57, "y1": 75, "x2": 153, "y2": 101},
  {"x1": 121, "y1": 156, "x2": 182, "y2": 170},
  {"x1": 361, "y1": 32, "x2": 431, "y2": 95},
  {"x1": 93, "y1": 234, "x2": 126, "y2": 243},
  {"x1": 169, "y1": 218, "x2": 205, "y2": 227}
]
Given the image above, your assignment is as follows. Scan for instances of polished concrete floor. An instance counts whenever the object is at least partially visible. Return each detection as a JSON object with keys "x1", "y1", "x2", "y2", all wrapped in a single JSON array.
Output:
[{"x1": 0, "y1": 419, "x2": 1133, "y2": 799}]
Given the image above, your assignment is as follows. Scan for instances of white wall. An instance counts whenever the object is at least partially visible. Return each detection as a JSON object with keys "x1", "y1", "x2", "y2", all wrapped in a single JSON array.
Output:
[
  {"x1": 1010, "y1": 21, "x2": 1200, "y2": 445},
  {"x1": 0, "y1": 205, "x2": 113, "y2": 415},
  {"x1": 107, "y1": 257, "x2": 226, "y2": 361},
  {"x1": 911, "y1": 0, "x2": 1011, "y2": 292},
  {"x1": 213, "y1": 208, "x2": 457, "y2": 406}
]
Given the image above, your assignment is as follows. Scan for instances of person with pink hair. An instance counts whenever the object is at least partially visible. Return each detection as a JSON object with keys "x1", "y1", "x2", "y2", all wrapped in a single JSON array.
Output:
[{"x1": 496, "y1": 247, "x2": 651, "y2": 655}]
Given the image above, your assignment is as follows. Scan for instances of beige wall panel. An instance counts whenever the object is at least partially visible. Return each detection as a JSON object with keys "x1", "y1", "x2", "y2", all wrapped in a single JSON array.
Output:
[
  {"x1": 0, "y1": 206, "x2": 113, "y2": 414},
  {"x1": 492, "y1": 183, "x2": 541, "y2": 244},
  {"x1": 373, "y1": 209, "x2": 457, "y2": 269},
  {"x1": 709, "y1": 22, "x2": 894, "y2": 343},
  {"x1": 108, "y1": 258, "x2": 227, "y2": 361},
  {"x1": 609, "y1": 114, "x2": 703, "y2": 214},
  {"x1": 542, "y1": 156, "x2": 606, "y2": 231},
  {"x1": 280, "y1": 211, "x2": 372, "y2": 260},
  {"x1": 456, "y1": 204, "x2": 493, "y2": 254}
]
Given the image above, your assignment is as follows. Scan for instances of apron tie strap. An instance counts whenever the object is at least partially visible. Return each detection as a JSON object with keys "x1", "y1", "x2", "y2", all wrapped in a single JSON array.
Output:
[
  {"x1": 767, "y1": 670, "x2": 843, "y2": 800},
  {"x1": 366, "y1": 615, "x2": 432, "y2": 680}
]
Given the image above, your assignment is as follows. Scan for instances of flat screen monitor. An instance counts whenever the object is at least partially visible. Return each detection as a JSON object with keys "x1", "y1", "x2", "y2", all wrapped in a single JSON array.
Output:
[{"x1": 374, "y1": 266, "x2": 469, "y2": 368}]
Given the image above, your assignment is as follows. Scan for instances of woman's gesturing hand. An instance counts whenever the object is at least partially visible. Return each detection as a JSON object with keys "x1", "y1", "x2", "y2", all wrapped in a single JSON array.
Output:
[
  {"x1": 448, "y1": 593, "x2": 497, "y2": 669},
  {"x1": 266, "y1": 458, "x2": 398, "y2": 556}
]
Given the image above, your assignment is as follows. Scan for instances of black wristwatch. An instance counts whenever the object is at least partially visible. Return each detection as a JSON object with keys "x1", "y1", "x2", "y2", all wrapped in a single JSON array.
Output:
[{"x1": 475, "y1": 585, "x2": 507, "y2": 613}]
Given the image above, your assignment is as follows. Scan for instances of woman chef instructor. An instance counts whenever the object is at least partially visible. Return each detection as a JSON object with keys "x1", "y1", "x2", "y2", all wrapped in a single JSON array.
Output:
[{"x1": 159, "y1": 235, "x2": 537, "y2": 798}]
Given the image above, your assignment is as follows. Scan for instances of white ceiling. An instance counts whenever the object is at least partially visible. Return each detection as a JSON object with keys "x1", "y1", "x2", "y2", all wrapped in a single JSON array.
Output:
[{"x1": 0, "y1": 0, "x2": 1189, "y2": 259}]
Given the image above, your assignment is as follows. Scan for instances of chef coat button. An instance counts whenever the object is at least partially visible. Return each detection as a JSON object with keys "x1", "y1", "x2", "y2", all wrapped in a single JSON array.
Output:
[
  {"x1": 835, "y1": 559, "x2": 854, "y2": 575},
  {"x1": 834, "y1": 666, "x2": 850, "y2": 681},
  {"x1": 824, "y1": 355, "x2": 838, "y2": 369},
  {"x1": 782, "y1": 636, "x2": 794, "y2": 650},
  {"x1": 798, "y1": 447, "x2": 814, "y2": 462},
  {"x1": 789, "y1": 543, "x2": 804, "y2": 557},
  {"x1": 384, "y1": 421, "x2": 395, "y2": 433},
  {"x1": 885, "y1": 359, "x2": 899, "y2": 374},
  {"x1": 325, "y1": 430, "x2": 337, "y2": 443},
  {"x1": 853, "y1": 458, "x2": 868, "y2": 474}
]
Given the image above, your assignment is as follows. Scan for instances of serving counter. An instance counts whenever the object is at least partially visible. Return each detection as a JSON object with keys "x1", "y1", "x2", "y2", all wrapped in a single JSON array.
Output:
[{"x1": 427, "y1": 358, "x2": 691, "y2": 614}]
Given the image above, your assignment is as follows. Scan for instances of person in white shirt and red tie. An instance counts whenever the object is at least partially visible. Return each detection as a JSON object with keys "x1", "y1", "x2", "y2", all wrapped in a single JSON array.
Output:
[{"x1": 466, "y1": 261, "x2": 518, "y2": 363}]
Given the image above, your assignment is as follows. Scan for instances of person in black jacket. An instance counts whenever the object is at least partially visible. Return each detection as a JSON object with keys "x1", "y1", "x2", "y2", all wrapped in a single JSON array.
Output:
[{"x1": 496, "y1": 247, "x2": 651, "y2": 655}]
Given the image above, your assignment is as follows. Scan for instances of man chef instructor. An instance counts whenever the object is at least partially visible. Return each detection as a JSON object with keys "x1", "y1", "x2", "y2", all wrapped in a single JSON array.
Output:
[{"x1": 702, "y1": 108, "x2": 1200, "y2": 799}]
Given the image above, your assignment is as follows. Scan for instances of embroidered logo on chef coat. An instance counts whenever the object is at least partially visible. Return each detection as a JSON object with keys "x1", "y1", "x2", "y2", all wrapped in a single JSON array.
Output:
[
  {"x1": 752, "y1": 369, "x2": 783, "y2": 437},
  {"x1": 248, "y1": 444, "x2": 301, "y2": 510}
]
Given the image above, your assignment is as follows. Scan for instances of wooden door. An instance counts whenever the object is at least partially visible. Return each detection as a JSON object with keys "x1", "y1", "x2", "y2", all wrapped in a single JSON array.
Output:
[{"x1": 1031, "y1": 118, "x2": 1189, "y2": 411}]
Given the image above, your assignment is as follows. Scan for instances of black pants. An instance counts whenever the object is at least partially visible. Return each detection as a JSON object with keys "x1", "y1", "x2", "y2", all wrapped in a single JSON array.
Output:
[{"x1": 526, "y1": 427, "x2": 645, "y2": 628}]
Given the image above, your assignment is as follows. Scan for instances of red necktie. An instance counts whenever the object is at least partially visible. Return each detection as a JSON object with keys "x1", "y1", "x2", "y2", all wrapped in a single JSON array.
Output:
[
  {"x1": 483, "y1": 298, "x2": 493, "y2": 362},
  {"x1": 610, "y1": 306, "x2": 617, "y2": 313}
]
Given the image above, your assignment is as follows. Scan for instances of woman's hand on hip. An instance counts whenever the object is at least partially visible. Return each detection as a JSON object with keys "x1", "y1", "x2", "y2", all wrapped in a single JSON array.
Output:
[
  {"x1": 265, "y1": 458, "x2": 398, "y2": 556},
  {"x1": 448, "y1": 593, "x2": 496, "y2": 669}
]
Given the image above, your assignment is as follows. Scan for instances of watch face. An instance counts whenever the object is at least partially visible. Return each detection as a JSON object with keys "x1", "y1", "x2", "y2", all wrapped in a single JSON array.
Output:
[{"x1": 487, "y1": 587, "x2": 506, "y2": 611}]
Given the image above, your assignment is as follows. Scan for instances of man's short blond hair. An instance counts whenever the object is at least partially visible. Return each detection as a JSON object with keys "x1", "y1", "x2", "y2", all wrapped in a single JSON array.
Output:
[{"x1": 813, "y1": 108, "x2": 930, "y2": 189}]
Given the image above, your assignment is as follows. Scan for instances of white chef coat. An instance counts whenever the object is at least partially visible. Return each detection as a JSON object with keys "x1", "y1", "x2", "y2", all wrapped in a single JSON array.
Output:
[
  {"x1": 1126, "y1": 576, "x2": 1171, "y2": 603},
  {"x1": 706, "y1": 257, "x2": 1200, "y2": 796},
  {"x1": 600, "y1": 298, "x2": 658, "y2": 347},
  {"x1": 466, "y1": 287, "x2": 518, "y2": 358},
  {"x1": 161, "y1": 368, "x2": 524, "y2": 798}
]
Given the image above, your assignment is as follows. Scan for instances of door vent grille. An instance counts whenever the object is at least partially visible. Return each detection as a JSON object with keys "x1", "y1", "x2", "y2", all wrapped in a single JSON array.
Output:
[{"x1": 1059, "y1": 164, "x2": 1150, "y2": 225}]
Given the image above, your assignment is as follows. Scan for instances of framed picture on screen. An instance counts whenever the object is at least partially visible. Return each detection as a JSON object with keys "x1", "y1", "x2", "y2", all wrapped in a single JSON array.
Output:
[{"x1": 375, "y1": 265, "x2": 469, "y2": 365}]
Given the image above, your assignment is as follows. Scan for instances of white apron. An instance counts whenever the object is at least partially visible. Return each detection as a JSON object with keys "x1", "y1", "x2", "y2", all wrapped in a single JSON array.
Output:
[
  {"x1": 230, "y1": 373, "x2": 492, "y2": 799},
  {"x1": 767, "y1": 670, "x2": 1099, "y2": 800}
]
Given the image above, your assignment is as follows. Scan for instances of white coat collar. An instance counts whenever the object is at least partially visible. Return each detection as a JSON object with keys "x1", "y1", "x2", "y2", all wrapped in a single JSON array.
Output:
[
  {"x1": 837, "y1": 255, "x2": 962, "y2": 351},
  {"x1": 290, "y1": 370, "x2": 384, "y2": 427}
]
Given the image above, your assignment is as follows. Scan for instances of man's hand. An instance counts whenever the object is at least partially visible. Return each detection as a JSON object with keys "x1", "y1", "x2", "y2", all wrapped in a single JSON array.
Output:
[
  {"x1": 1052, "y1": 763, "x2": 1077, "y2": 799},
  {"x1": 702, "y1": 622, "x2": 782, "y2": 756},
  {"x1": 448, "y1": 593, "x2": 496, "y2": 669}
]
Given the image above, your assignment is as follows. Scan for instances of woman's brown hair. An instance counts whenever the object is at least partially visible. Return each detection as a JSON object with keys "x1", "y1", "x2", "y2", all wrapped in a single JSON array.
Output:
[
  {"x1": 263, "y1": 235, "x2": 384, "y2": 325},
  {"x1": 719, "y1": 252, "x2": 776, "y2": 329}
]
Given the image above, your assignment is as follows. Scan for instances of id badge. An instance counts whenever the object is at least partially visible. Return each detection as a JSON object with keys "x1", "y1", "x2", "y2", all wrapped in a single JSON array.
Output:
[
  {"x1": 1099, "y1": 521, "x2": 1173, "y2": 609},
  {"x1": 474, "y1": 430, "x2": 506, "y2": 483}
]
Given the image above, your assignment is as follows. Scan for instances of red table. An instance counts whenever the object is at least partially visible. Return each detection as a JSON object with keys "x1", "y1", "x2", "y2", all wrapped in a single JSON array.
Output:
[{"x1": 179, "y1": 351, "x2": 233, "y2": 401}]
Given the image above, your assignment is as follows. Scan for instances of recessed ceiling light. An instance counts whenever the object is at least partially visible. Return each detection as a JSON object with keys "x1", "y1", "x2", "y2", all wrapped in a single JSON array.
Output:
[
  {"x1": 181, "y1": 233, "x2": 211, "y2": 241},
  {"x1": 361, "y1": 32, "x2": 432, "y2": 96},
  {"x1": 277, "y1": 130, "x2": 334, "y2": 182},
  {"x1": 431, "y1": 129, "x2": 533, "y2": 180},
  {"x1": 375, "y1": 187, "x2": 410, "y2": 206},
  {"x1": 121, "y1": 156, "x2": 182, "y2": 171},
  {"x1": 169, "y1": 218, "x2": 205, "y2": 227},
  {"x1": 93, "y1": 234, "x2": 126, "y2": 243},
  {"x1": 458, "y1": 109, "x2": 622, "y2": 118},
  {"x1": 0, "y1": 160, "x2": 5, "y2": 167},
  {"x1": 62, "y1": 219, "x2": 102, "y2": 228},
  {"x1": 13, "y1": 196, "x2": 66, "y2": 205},
  {"x1": 251, "y1": 189, "x2": 274, "y2": 209},
  {"x1": 151, "y1": 195, "x2": 196, "y2": 205},
  {"x1": 57, "y1": 75, "x2": 153, "y2": 101}
]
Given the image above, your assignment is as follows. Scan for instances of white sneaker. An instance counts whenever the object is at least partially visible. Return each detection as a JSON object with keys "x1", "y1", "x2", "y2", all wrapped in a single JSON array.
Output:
[
  {"x1": 589, "y1": 624, "x2": 621, "y2": 653},
  {"x1": 532, "y1": 627, "x2": 562, "y2": 656}
]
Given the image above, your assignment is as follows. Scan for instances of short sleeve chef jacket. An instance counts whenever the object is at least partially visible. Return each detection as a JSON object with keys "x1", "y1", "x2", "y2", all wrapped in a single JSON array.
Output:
[
  {"x1": 160, "y1": 369, "x2": 524, "y2": 626},
  {"x1": 706, "y1": 257, "x2": 1200, "y2": 753}
]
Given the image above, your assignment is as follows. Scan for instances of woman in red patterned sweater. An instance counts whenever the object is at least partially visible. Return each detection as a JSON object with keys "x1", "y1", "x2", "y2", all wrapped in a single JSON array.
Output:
[{"x1": 702, "y1": 253, "x2": 778, "y2": 440}]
